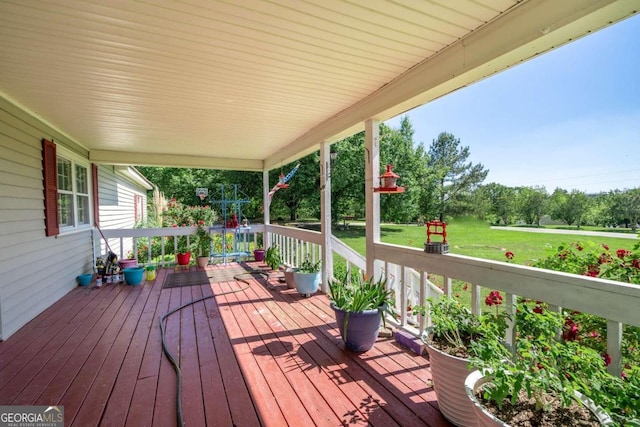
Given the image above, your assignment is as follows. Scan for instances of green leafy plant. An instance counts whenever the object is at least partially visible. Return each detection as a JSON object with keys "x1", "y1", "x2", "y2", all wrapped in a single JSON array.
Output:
[
  {"x1": 297, "y1": 255, "x2": 321, "y2": 273},
  {"x1": 328, "y1": 271, "x2": 396, "y2": 333},
  {"x1": 413, "y1": 293, "x2": 509, "y2": 359},
  {"x1": 194, "y1": 223, "x2": 211, "y2": 256},
  {"x1": 533, "y1": 241, "x2": 640, "y2": 376},
  {"x1": 265, "y1": 245, "x2": 281, "y2": 271},
  {"x1": 470, "y1": 299, "x2": 640, "y2": 425}
]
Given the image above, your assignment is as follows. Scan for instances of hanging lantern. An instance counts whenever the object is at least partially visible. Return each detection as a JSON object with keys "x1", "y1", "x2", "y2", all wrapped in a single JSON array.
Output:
[{"x1": 374, "y1": 164, "x2": 405, "y2": 193}]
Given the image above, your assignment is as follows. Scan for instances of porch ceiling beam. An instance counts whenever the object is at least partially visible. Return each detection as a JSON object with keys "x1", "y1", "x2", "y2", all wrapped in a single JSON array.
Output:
[
  {"x1": 90, "y1": 150, "x2": 263, "y2": 171},
  {"x1": 264, "y1": 0, "x2": 634, "y2": 170}
]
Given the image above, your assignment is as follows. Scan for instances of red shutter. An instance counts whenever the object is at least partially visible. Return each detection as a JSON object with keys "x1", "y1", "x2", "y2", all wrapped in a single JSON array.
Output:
[
  {"x1": 42, "y1": 138, "x2": 59, "y2": 236},
  {"x1": 92, "y1": 163, "x2": 100, "y2": 227}
]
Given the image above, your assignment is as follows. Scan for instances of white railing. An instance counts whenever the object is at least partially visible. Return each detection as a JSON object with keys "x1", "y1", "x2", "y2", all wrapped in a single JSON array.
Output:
[
  {"x1": 264, "y1": 224, "x2": 322, "y2": 268},
  {"x1": 94, "y1": 225, "x2": 639, "y2": 375},
  {"x1": 95, "y1": 225, "x2": 265, "y2": 267},
  {"x1": 374, "y1": 241, "x2": 640, "y2": 376}
]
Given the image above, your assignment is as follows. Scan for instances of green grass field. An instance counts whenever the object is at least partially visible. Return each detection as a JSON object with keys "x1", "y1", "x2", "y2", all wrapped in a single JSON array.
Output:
[{"x1": 334, "y1": 216, "x2": 637, "y2": 266}]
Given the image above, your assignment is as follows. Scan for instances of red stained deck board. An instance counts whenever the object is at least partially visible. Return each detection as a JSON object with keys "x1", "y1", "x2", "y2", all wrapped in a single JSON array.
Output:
[
  {"x1": 152, "y1": 287, "x2": 182, "y2": 427},
  {"x1": 0, "y1": 284, "x2": 94, "y2": 356},
  {"x1": 59, "y1": 285, "x2": 148, "y2": 425},
  {"x1": 191, "y1": 285, "x2": 235, "y2": 427},
  {"x1": 0, "y1": 284, "x2": 122, "y2": 402},
  {"x1": 178, "y1": 285, "x2": 206, "y2": 427},
  {"x1": 222, "y1": 277, "x2": 333, "y2": 426},
  {"x1": 203, "y1": 283, "x2": 261, "y2": 427},
  {"x1": 72, "y1": 280, "x2": 157, "y2": 427},
  {"x1": 240, "y1": 279, "x2": 378, "y2": 426},
  {"x1": 269, "y1": 282, "x2": 448, "y2": 426},
  {"x1": 6, "y1": 285, "x2": 127, "y2": 405},
  {"x1": 125, "y1": 269, "x2": 173, "y2": 427},
  {"x1": 0, "y1": 263, "x2": 450, "y2": 427},
  {"x1": 31, "y1": 284, "x2": 135, "y2": 407},
  {"x1": 213, "y1": 280, "x2": 290, "y2": 426}
]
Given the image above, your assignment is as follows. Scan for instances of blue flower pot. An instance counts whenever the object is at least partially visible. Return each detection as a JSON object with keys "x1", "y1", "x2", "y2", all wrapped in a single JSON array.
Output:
[
  {"x1": 293, "y1": 271, "x2": 320, "y2": 296},
  {"x1": 77, "y1": 273, "x2": 93, "y2": 286},
  {"x1": 123, "y1": 267, "x2": 144, "y2": 286},
  {"x1": 331, "y1": 303, "x2": 384, "y2": 352}
]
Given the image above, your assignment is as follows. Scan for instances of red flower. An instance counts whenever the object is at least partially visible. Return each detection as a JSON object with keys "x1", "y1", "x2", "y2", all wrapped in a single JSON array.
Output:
[
  {"x1": 576, "y1": 244, "x2": 583, "y2": 251},
  {"x1": 616, "y1": 249, "x2": 630, "y2": 259},
  {"x1": 563, "y1": 318, "x2": 579, "y2": 341},
  {"x1": 485, "y1": 290, "x2": 503, "y2": 307},
  {"x1": 558, "y1": 250, "x2": 569, "y2": 260},
  {"x1": 505, "y1": 251, "x2": 514, "y2": 260},
  {"x1": 585, "y1": 265, "x2": 599, "y2": 277},
  {"x1": 602, "y1": 353, "x2": 612, "y2": 366},
  {"x1": 533, "y1": 305, "x2": 544, "y2": 314},
  {"x1": 455, "y1": 293, "x2": 460, "y2": 299},
  {"x1": 463, "y1": 283, "x2": 469, "y2": 291},
  {"x1": 633, "y1": 258, "x2": 640, "y2": 269},
  {"x1": 602, "y1": 243, "x2": 610, "y2": 250}
]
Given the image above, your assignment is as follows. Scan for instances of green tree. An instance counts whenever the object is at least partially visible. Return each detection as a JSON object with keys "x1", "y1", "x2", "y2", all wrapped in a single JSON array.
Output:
[
  {"x1": 515, "y1": 186, "x2": 548, "y2": 226},
  {"x1": 608, "y1": 188, "x2": 640, "y2": 231},
  {"x1": 427, "y1": 132, "x2": 488, "y2": 221},
  {"x1": 330, "y1": 132, "x2": 366, "y2": 224},
  {"x1": 549, "y1": 188, "x2": 591, "y2": 228},
  {"x1": 476, "y1": 183, "x2": 516, "y2": 225}
]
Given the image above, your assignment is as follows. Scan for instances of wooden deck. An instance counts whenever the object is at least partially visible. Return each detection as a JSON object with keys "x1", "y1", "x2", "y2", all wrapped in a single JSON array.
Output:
[{"x1": 0, "y1": 263, "x2": 450, "y2": 426}]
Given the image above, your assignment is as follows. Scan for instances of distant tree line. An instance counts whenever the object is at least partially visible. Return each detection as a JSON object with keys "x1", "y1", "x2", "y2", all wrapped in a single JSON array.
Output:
[{"x1": 138, "y1": 116, "x2": 640, "y2": 231}]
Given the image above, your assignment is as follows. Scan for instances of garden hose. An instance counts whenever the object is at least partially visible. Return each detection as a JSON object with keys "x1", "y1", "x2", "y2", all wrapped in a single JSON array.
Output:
[{"x1": 160, "y1": 270, "x2": 270, "y2": 427}]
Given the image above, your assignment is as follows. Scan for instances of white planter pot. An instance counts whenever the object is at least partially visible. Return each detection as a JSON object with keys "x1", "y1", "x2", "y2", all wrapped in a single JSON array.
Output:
[
  {"x1": 464, "y1": 370, "x2": 614, "y2": 427},
  {"x1": 426, "y1": 341, "x2": 477, "y2": 427}
]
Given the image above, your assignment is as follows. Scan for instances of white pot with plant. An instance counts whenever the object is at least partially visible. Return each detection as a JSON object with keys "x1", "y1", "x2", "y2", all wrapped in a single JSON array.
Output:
[
  {"x1": 412, "y1": 293, "x2": 508, "y2": 427},
  {"x1": 466, "y1": 300, "x2": 617, "y2": 426}
]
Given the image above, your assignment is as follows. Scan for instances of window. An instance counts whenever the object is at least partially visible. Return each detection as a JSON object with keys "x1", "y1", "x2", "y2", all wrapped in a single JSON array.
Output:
[
  {"x1": 42, "y1": 138, "x2": 93, "y2": 235},
  {"x1": 57, "y1": 155, "x2": 91, "y2": 230}
]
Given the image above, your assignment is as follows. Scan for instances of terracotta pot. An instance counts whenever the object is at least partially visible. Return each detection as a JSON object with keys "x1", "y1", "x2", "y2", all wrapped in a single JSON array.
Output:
[
  {"x1": 176, "y1": 252, "x2": 191, "y2": 265},
  {"x1": 284, "y1": 267, "x2": 297, "y2": 289},
  {"x1": 196, "y1": 256, "x2": 209, "y2": 268},
  {"x1": 425, "y1": 339, "x2": 476, "y2": 427}
]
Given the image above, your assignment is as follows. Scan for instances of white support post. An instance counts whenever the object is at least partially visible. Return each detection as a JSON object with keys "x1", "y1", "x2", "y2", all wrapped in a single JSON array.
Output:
[
  {"x1": 320, "y1": 141, "x2": 333, "y2": 293},
  {"x1": 365, "y1": 119, "x2": 380, "y2": 279},
  {"x1": 263, "y1": 170, "x2": 270, "y2": 248}
]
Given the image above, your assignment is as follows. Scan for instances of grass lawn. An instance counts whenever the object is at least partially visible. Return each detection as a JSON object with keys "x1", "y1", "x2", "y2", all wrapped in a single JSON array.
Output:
[{"x1": 333, "y1": 216, "x2": 638, "y2": 266}]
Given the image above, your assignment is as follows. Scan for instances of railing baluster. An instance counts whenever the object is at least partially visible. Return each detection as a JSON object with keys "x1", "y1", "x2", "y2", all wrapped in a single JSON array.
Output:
[
  {"x1": 471, "y1": 284, "x2": 481, "y2": 315},
  {"x1": 607, "y1": 320, "x2": 622, "y2": 376}
]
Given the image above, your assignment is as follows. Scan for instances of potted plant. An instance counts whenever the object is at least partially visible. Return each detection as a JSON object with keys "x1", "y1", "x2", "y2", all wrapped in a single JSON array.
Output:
[
  {"x1": 194, "y1": 222, "x2": 211, "y2": 268},
  {"x1": 466, "y1": 300, "x2": 616, "y2": 426},
  {"x1": 328, "y1": 272, "x2": 395, "y2": 352},
  {"x1": 265, "y1": 244, "x2": 281, "y2": 271},
  {"x1": 253, "y1": 233, "x2": 265, "y2": 262},
  {"x1": 175, "y1": 235, "x2": 192, "y2": 265},
  {"x1": 412, "y1": 294, "x2": 508, "y2": 427},
  {"x1": 292, "y1": 256, "x2": 321, "y2": 297}
]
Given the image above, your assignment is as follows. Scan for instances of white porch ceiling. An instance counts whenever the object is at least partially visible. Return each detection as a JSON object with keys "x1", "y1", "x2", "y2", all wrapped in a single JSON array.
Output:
[{"x1": 1, "y1": 0, "x2": 637, "y2": 171}]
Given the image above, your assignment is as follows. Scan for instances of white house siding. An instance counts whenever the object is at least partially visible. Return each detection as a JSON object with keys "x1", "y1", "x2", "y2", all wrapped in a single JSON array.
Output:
[
  {"x1": 96, "y1": 165, "x2": 150, "y2": 259},
  {"x1": 0, "y1": 96, "x2": 150, "y2": 340}
]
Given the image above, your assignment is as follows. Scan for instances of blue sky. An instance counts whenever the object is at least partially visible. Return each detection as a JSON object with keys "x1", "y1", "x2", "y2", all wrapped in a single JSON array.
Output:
[{"x1": 385, "y1": 14, "x2": 640, "y2": 194}]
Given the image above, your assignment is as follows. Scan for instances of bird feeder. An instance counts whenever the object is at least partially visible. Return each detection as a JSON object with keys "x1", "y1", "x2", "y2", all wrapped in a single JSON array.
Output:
[
  {"x1": 424, "y1": 220, "x2": 449, "y2": 254},
  {"x1": 374, "y1": 164, "x2": 405, "y2": 193}
]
